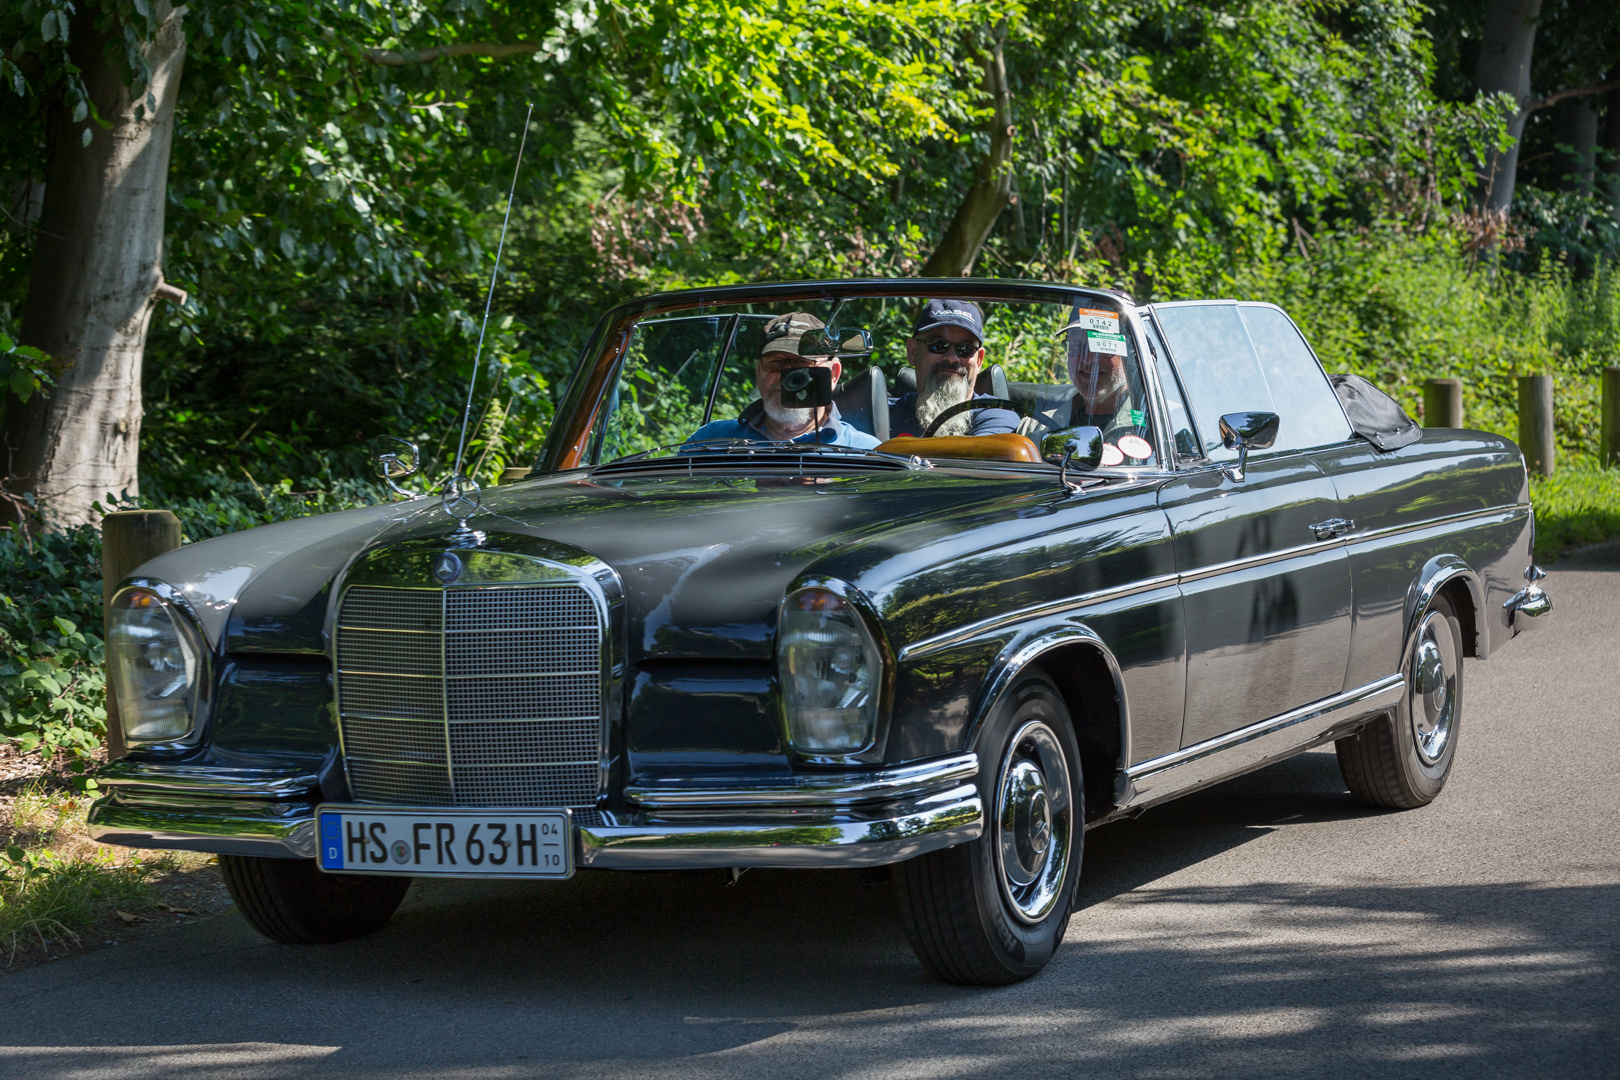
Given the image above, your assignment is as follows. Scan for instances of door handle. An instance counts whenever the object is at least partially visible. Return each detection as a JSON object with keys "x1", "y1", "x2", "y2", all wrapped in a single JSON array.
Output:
[{"x1": 1310, "y1": 518, "x2": 1355, "y2": 540}]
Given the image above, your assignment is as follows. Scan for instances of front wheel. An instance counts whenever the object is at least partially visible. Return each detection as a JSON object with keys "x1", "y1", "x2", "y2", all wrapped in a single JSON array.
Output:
[
  {"x1": 220, "y1": 855, "x2": 410, "y2": 944},
  {"x1": 1336, "y1": 592, "x2": 1465, "y2": 809},
  {"x1": 892, "y1": 667, "x2": 1083, "y2": 985}
]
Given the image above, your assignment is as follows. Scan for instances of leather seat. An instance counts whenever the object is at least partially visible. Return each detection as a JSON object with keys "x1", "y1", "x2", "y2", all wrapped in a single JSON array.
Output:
[
  {"x1": 891, "y1": 364, "x2": 1008, "y2": 399},
  {"x1": 834, "y1": 366, "x2": 889, "y2": 442}
]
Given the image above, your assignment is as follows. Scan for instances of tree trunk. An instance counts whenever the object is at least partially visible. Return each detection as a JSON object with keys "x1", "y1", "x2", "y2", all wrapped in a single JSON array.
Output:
[
  {"x1": 1, "y1": 4, "x2": 187, "y2": 528},
  {"x1": 1471, "y1": 0, "x2": 1542, "y2": 214},
  {"x1": 1601, "y1": 86, "x2": 1620, "y2": 221},
  {"x1": 921, "y1": 31, "x2": 1014, "y2": 278},
  {"x1": 1554, "y1": 95, "x2": 1598, "y2": 195}
]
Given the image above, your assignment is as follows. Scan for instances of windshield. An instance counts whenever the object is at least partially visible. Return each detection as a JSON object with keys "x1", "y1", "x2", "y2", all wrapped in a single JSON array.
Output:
[{"x1": 566, "y1": 288, "x2": 1159, "y2": 470}]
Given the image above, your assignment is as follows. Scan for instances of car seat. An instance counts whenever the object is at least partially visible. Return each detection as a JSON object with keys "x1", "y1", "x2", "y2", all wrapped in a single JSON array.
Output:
[
  {"x1": 834, "y1": 366, "x2": 889, "y2": 442},
  {"x1": 891, "y1": 364, "x2": 1008, "y2": 399}
]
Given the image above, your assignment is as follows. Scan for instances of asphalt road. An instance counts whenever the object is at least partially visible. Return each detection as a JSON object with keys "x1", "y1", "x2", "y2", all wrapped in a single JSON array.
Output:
[{"x1": 4, "y1": 546, "x2": 1616, "y2": 1080}]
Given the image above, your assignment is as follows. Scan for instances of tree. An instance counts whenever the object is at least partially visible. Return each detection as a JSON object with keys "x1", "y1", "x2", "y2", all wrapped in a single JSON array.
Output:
[{"x1": 1, "y1": 0, "x2": 998, "y2": 526}]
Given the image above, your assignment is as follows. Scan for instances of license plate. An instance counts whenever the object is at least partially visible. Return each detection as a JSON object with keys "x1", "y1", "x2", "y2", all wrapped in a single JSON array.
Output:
[{"x1": 315, "y1": 806, "x2": 573, "y2": 879}]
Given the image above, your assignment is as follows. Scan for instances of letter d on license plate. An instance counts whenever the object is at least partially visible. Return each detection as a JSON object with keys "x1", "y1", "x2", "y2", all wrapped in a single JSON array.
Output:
[{"x1": 315, "y1": 806, "x2": 573, "y2": 879}]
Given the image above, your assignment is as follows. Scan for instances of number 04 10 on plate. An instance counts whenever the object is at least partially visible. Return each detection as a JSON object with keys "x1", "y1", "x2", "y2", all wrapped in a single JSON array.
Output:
[{"x1": 316, "y1": 805, "x2": 573, "y2": 879}]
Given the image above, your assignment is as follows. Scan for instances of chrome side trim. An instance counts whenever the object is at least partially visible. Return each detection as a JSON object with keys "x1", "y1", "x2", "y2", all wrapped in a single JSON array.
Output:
[
  {"x1": 1118, "y1": 673, "x2": 1404, "y2": 811},
  {"x1": 578, "y1": 785, "x2": 983, "y2": 869},
  {"x1": 900, "y1": 574, "x2": 1179, "y2": 661},
  {"x1": 1175, "y1": 536, "x2": 1342, "y2": 585},
  {"x1": 1352, "y1": 504, "x2": 1526, "y2": 546},
  {"x1": 625, "y1": 753, "x2": 977, "y2": 808},
  {"x1": 899, "y1": 504, "x2": 1526, "y2": 664},
  {"x1": 1127, "y1": 673, "x2": 1402, "y2": 780}
]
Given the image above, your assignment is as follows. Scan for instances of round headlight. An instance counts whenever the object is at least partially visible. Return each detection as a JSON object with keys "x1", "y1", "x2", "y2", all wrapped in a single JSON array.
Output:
[
  {"x1": 777, "y1": 587, "x2": 883, "y2": 756},
  {"x1": 107, "y1": 587, "x2": 207, "y2": 744}
]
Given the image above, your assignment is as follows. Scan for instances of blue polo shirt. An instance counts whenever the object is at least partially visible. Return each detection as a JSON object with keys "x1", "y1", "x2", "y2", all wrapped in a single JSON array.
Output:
[
  {"x1": 685, "y1": 400, "x2": 882, "y2": 450},
  {"x1": 888, "y1": 392, "x2": 1020, "y2": 439}
]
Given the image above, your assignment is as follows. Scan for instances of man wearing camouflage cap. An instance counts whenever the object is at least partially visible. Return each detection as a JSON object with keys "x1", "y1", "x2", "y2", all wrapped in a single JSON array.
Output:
[{"x1": 687, "y1": 311, "x2": 881, "y2": 448}]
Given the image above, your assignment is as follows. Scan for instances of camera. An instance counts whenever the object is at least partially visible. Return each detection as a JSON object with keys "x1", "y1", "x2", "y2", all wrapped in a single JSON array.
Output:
[{"x1": 779, "y1": 366, "x2": 833, "y2": 409}]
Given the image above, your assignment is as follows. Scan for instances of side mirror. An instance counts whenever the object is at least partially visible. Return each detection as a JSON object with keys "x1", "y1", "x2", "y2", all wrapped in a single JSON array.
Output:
[
  {"x1": 1040, "y1": 425, "x2": 1105, "y2": 490},
  {"x1": 374, "y1": 436, "x2": 421, "y2": 499},
  {"x1": 1217, "y1": 411, "x2": 1279, "y2": 482},
  {"x1": 798, "y1": 327, "x2": 873, "y2": 358}
]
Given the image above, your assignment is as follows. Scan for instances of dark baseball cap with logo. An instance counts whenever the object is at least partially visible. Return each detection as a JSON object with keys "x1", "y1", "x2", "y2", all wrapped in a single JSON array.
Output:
[{"x1": 911, "y1": 298, "x2": 985, "y2": 342}]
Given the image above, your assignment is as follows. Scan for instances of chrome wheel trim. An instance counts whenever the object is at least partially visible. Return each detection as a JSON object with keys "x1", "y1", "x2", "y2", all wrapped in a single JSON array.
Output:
[
  {"x1": 1410, "y1": 610, "x2": 1458, "y2": 765},
  {"x1": 994, "y1": 720, "x2": 1074, "y2": 924}
]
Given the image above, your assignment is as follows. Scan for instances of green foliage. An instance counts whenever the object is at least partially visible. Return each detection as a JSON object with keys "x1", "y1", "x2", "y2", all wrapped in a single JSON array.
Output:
[
  {"x1": 1530, "y1": 464, "x2": 1620, "y2": 561},
  {"x1": 1152, "y1": 225, "x2": 1620, "y2": 461},
  {"x1": 0, "y1": 525, "x2": 106, "y2": 763}
]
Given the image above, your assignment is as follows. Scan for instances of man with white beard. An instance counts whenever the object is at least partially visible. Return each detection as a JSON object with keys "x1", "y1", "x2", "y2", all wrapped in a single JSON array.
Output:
[
  {"x1": 686, "y1": 312, "x2": 881, "y2": 448},
  {"x1": 887, "y1": 300, "x2": 1019, "y2": 439}
]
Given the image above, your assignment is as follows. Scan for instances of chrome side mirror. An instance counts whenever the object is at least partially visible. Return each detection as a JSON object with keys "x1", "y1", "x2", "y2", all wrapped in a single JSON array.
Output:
[
  {"x1": 1041, "y1": 425, "x2": 1105, "y2": 491},
  {"x1": 374, "y1": 436, "x2": 421, "y2": 500},
  {"x1": 1217, "y1": 411, "x2": 1279, "y2": 482}
]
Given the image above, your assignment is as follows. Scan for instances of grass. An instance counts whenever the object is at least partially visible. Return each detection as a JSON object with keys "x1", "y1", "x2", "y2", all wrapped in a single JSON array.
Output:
[
  {"x1": 1530, "y1": 460, "x2": 1620, "y2": 561},
  {"x1": 0, "y1": 782, "x2": 207, "y2": 961}
]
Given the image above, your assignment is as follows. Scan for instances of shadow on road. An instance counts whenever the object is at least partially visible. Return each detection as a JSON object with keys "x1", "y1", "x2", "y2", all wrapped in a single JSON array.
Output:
[{"x1": 4, "y1": 743, "x2": 1612, "y2": 1077}]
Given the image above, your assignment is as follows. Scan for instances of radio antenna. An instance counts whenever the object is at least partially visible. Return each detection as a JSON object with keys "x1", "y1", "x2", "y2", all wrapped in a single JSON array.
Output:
[{"x1": 450, "y1": 102, "x2": 534, "y2": 490}]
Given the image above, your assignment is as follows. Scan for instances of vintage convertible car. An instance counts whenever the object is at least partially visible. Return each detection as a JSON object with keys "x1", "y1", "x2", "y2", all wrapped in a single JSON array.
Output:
[{"x1": 89, "y1": 279, "x2": 1550, "y2": 985}]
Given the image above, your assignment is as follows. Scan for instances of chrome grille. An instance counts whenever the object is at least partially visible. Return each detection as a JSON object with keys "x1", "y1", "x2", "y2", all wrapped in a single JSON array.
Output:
[{"x1": 335, "y1": 583, "x2": 604, "y2": 808}]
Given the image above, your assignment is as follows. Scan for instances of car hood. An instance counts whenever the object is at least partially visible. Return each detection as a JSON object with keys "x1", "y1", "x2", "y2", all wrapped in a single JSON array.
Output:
[{"x1": 134, "y1": 467, "x2": 1058, "y2": 663}]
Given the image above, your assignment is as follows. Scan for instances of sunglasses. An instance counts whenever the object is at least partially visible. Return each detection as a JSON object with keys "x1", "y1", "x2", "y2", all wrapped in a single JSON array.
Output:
[{"x1": 924, "y1": 337, "x2": 980, "y2": 359}]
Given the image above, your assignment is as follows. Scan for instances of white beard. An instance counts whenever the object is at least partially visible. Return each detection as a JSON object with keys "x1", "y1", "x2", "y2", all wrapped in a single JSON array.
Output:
[
  {"x1": 915, "y1": 368, "x2": 972, "y2": 437},
  {"x1": 761, "y1": 391, "x2": 815, "y2": 432}
]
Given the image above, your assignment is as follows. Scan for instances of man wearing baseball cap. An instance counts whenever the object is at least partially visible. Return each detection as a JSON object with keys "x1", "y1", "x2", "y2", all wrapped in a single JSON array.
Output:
[
  {"x1": 686, "y1": 311, "x2": 881, "y2": 448},
  {"x1": 888, "y1": 299, "x2": 1019, "y2": 439}
]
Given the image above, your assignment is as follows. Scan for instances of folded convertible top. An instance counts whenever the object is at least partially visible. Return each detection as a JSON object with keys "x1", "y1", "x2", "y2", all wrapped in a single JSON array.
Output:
[{"x1": 1329, "y1": 373, "x2": 1422, "y2": 451}]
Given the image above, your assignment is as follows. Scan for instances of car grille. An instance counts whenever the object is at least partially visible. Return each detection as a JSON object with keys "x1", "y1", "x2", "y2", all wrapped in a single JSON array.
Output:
[{"x1": 335, "y1": 584, "x2": 604, "y2": 808}]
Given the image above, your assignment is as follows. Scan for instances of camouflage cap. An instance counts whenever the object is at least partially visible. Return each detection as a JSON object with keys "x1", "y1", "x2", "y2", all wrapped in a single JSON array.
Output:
[{"x1": 759, "y1": 311, "x2": 828, "y2": 358}]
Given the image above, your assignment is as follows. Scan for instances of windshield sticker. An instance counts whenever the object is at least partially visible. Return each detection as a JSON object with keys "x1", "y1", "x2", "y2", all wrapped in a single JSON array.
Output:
[
  {"x1": 1074, "y1": 308, "x2": 1120, "y2": 333},
  {"x1": 1087, "y1": 331, "x2": 1128, "y2": 356},
  {"x1": 1101, "y1": 443, "x2": 1125, "y2": 467},
  {"x1": 1118, "y1": 434, "x2": 1153, "y2": 459},
  {"x1": 1130, "y1": 409, "x2": 1145, "y2": 425}
]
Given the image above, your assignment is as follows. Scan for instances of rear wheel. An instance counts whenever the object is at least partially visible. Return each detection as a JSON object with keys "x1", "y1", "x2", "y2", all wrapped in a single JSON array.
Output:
[
  {"x1": 1337, "y1": 593, "x2": 1465, "y2": 809},
  {"x1": 892, "y1": 667, "x2": 1083, "y2": 985},
  {"x1": 220, "y1": 855, "x2": 410, "y2": 944}
]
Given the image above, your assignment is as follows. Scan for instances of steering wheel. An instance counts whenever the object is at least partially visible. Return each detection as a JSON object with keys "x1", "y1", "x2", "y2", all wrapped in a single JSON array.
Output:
[{"x1": 921, "y1": 396, "x2": 1030, "y2": 440}]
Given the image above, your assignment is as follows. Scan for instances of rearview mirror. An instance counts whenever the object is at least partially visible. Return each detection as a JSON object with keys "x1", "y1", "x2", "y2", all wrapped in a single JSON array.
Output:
[
  {"x1": 1041, "y1": 425, "x2": 1105, "y2": 490},
  {"x1": 798, "y1": 327, "x2": 872, "y2": 358},
  {"x1": 1217, "y1": 411, "x2": 1279, "y2": 482}
]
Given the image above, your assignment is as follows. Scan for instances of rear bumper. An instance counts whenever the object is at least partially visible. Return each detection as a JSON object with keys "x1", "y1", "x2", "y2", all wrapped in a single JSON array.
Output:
[{"x1": 88, "y1": 755, "x2": 983, "y2": 869}]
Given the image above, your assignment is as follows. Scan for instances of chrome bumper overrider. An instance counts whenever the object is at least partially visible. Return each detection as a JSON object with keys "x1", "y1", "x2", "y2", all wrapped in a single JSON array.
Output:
[{"x1": 88, "y1": 755, "x2": 983, "y2": 868}]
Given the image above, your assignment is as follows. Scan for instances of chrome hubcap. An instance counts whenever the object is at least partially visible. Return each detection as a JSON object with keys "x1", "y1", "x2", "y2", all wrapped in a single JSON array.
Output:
[
  {"x1": 1410, "y1": 611, "x2": 1458, "y2": 765},
  {"x1": 995, "y1": 721, "x2": 1073, "y2": 924}
]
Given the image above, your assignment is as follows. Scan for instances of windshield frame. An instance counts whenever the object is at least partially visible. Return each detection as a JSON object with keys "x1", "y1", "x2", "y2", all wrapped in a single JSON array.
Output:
[{"x1": 536, "y1": 278, "x2": 1160, "y2": 475}]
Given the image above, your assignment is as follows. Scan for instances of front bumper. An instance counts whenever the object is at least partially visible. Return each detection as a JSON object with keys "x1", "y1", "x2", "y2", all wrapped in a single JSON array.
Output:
[{"x1": 88, "y1": 755, "x2": 983, "y2": 869}]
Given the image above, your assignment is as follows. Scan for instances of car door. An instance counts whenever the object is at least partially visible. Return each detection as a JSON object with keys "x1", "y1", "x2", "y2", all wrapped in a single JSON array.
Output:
[{"x1": 1149, "y1": 301, "x2": 1356, "y2": 748}]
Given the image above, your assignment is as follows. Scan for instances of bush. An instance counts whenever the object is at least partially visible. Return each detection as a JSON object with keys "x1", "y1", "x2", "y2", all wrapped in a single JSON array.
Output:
[{"x1": 0, "y1": 525, "x2": 106, "y2": 764}]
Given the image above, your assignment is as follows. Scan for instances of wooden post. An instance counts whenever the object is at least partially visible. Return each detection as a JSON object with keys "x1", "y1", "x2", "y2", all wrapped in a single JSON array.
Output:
[
  {"x1": 1422, "y1": 378, "x2": 1464, "y2": 428},
  {"x1": 102, "y1": 510, "x2": 182, "y2": 760},
  {"x1": 1517, "y1": 375, "x2": 1555, "y2": 477},
  {"x1": 498, "y1": 467, "x2": 533, "y2": 485},
  {"x1": 1602, "y1": 367, "x2": 1620, "y2": 468}
]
